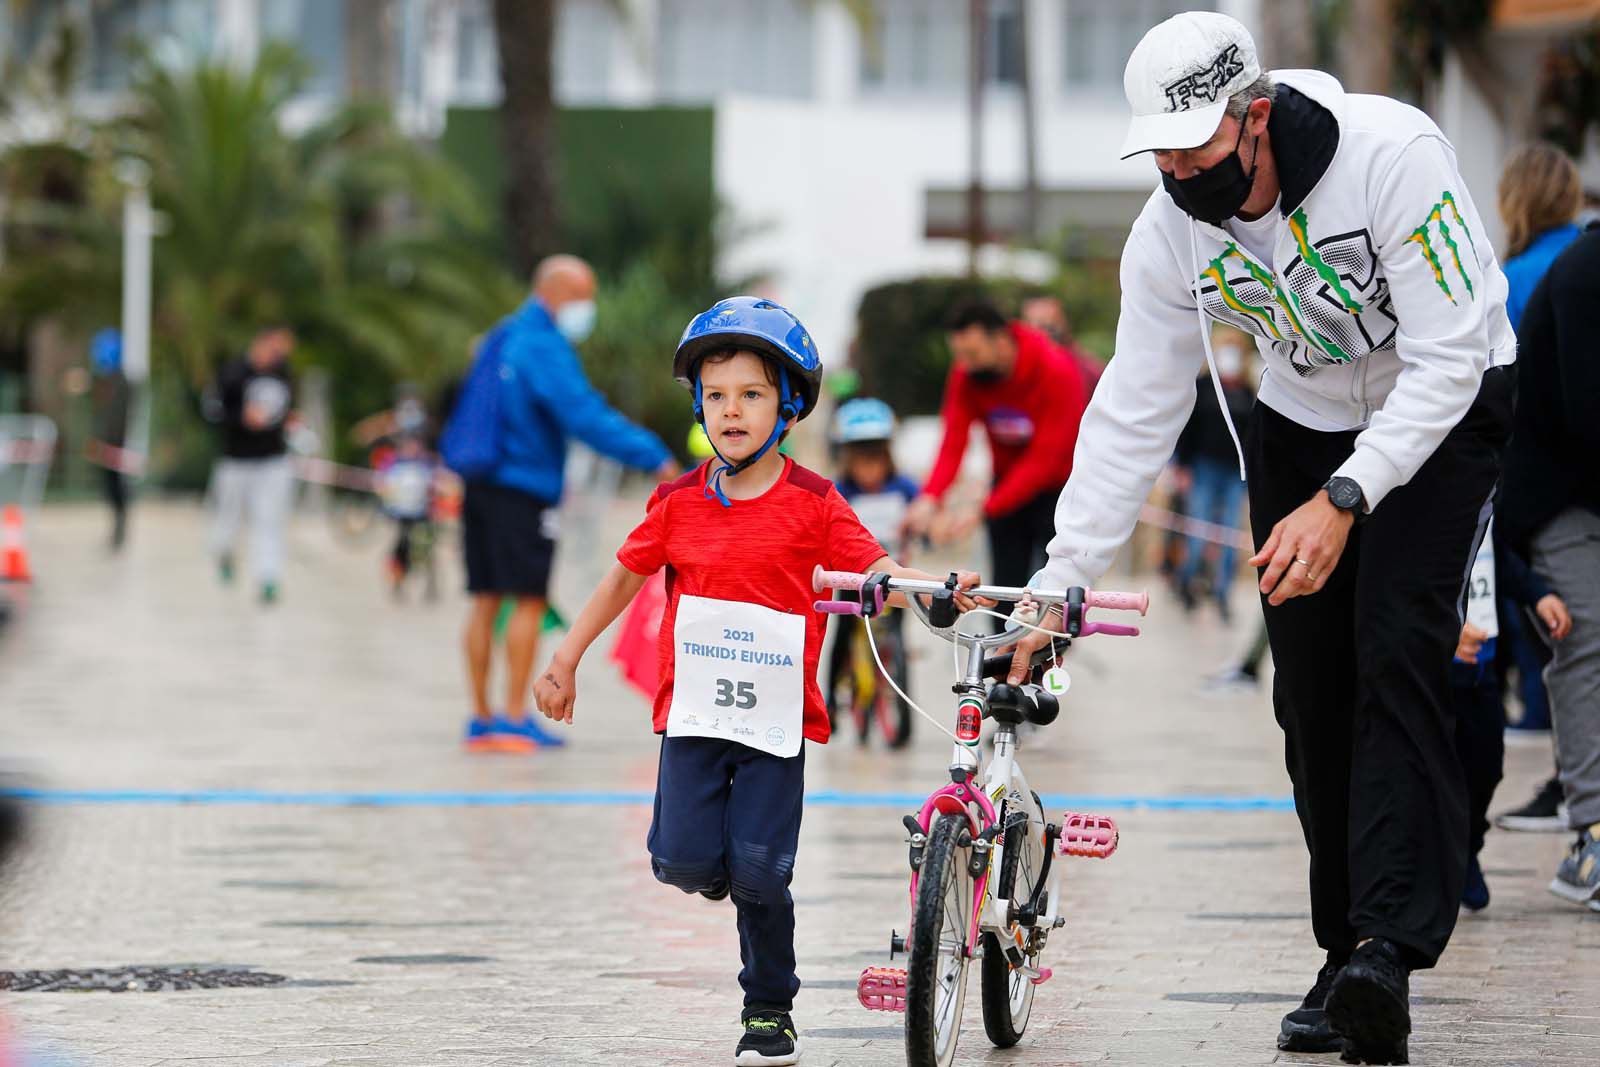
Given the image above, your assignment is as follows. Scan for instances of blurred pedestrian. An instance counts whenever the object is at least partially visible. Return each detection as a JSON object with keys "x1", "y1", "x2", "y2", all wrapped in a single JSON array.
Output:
[
  {"x1": 1171, "y1": 333, "x2": 1255, "y2": 621},
  {"x1": 1450, "y1": 521, "x2": 1570, "y2": 912},
  {"x1": 1021, "y1": 293, "x2": 1106, "y2": 396},
  {"x1": 1499, "y1": 225, "x2": 1600, "y2": 913},
  {"x1": 1009, "y1": 14, "x2": 1517, "y2": 1059},
  {"x1": 904, "y1": 299, "x2": 1087, "y2": 606},
  {"x1": 88, "y1": 328, "x2": 131, "y2": 551},
  {"x1": 205, "y1": 325, "x2": 297, "y2": 605},
  {"x1": 1491, "y1": 144, "x2": 1583, "y2": 831},
  {"x1": 442, "y1": 254, "x2": 678, "y2": 752}
]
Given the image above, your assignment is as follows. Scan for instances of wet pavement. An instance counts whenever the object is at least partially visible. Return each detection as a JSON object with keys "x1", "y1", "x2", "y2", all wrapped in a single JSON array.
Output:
[{"x1": 1, "y1": 499, "x2": 1595, "y2": 1066}]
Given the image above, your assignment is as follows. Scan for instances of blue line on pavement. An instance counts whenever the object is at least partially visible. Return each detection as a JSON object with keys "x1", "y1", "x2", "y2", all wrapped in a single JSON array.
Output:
[{"x1": 0, "y1": 787, "x2": 1295, "y2": 812}]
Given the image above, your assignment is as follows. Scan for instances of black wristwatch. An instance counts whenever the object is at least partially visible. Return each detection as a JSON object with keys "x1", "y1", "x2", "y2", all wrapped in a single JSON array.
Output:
[{"x1": 1323, "y1": 476, "x2": 1367, "y2": 519}]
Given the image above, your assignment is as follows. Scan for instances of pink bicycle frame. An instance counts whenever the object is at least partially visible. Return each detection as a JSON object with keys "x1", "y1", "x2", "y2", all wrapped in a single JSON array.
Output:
[{"x1": 908, "y1": 780, "x2": 999, "y2": 956}]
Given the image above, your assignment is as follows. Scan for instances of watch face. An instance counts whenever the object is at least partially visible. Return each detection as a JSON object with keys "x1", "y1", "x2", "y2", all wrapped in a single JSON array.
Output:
[{"x1": 1329, "y1": 479, "x2": 1362, "y2": 510}]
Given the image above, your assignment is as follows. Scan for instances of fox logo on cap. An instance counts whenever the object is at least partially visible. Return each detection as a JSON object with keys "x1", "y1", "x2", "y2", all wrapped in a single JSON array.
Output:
[{"x1": 1163, "y1": 44, "x2": 1247, "y2": 111}]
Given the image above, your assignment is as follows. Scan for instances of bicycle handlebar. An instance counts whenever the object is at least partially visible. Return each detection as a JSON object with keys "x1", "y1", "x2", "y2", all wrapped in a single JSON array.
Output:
[{"x1": 811, "y1": 566, "x2": 1149, "y2": 617}]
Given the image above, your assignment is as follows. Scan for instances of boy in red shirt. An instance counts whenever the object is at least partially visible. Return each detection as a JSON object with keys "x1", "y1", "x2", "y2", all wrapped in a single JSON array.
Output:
[{"x1": 535, "y1": 297, "x2": 982, "y2": 1065}]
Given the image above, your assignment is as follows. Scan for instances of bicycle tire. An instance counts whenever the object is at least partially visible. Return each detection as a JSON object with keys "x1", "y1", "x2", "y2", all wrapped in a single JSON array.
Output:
[
  {"x1": 875, "y1": 622, "x2": 913, "y2": 749},
  {"x1": 905, "y1": 813, "x2": 973, "y2": 1067},
  {"x1": 981, "y1": 791, "x2": 1044, "y2": 1047}
]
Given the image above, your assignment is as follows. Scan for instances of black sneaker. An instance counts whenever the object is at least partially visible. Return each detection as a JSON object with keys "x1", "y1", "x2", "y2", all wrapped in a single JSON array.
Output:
[
  {"x1": 1326, "y1": 939, "x2": 1410, "y2": 1065},
  {"x1": 1278, "y1": 953, "x2": 1347, "y2": 1052},
  {"x1": 1494, "y1": 776, "x2": 1567, "y2": 832},
  {"x1": 735, "y1": 1007, "x2": 799, "y2": 1066}
]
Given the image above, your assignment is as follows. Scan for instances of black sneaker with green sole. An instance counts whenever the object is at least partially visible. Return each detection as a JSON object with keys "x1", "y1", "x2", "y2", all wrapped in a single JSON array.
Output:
[{"x1": 734, "y1": 1007, "x2": 799, "y2": 1066}]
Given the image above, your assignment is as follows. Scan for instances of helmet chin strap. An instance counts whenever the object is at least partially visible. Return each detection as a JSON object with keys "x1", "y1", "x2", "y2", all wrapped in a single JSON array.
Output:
[{"x1": 694, "y1": 365, "x2": 798, "y2": 508}]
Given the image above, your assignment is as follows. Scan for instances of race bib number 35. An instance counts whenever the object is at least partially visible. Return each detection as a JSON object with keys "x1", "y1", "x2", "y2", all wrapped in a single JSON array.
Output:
[{"x1": 667, "y1": 595, "x2": 806, "y2": 758}]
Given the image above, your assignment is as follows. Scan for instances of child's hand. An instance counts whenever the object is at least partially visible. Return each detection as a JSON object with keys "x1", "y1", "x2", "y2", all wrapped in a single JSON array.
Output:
[
  {"x1": 1536, "y1": 594, "x2": 1573, "y2": 640},
  {"x1": 951, "y1": 571, "x2": 994, "y2": 612},
  {"x1": 535, "y1": 656, "x2": 578, "y2": 724},
  {"x1": 1454, "y1": 622, "x2": 1489, "y2": 664}
]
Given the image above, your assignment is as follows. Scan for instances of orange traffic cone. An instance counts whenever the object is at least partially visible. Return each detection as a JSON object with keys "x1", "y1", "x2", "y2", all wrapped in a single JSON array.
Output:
[{"x1": 1, "y1": 505, "x2": 31, "y2": 582}]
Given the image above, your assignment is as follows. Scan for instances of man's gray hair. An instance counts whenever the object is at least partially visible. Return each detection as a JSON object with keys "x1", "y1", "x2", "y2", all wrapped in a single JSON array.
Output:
[{"x1": 1225, "y1": 73, "x2": 1277, "y2": 120}]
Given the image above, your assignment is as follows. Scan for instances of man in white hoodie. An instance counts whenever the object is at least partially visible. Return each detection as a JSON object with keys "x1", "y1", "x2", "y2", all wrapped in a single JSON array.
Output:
[{"x1": 1008, "y1": 13, "x2": 1515, "y2": 1066}]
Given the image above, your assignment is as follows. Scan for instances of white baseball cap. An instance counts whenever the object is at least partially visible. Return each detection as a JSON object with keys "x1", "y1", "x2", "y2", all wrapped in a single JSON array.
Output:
[{"x1": 1120, "y1": 12, "x2": 1262, "y2": 159}]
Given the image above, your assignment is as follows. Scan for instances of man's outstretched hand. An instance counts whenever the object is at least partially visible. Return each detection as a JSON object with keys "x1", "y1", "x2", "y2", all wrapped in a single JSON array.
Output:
[{"x1": 1249, "y1": 491, "x2": 1354, "y2": 606}]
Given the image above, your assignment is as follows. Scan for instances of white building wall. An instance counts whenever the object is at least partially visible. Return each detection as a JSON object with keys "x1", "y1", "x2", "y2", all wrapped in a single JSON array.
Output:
[{"x1": 712, "y1": 0, "x2": 1262, "y2": 371}]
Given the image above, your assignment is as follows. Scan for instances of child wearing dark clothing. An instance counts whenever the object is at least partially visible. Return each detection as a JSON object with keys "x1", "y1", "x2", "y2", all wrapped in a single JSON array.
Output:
[{"x1": 1452, "y1": 521, "x2": 1571, "y2": 910}]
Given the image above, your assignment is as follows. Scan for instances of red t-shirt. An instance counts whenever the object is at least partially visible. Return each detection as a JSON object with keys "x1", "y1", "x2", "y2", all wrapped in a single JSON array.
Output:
[
  {"x1": 616, "y1": 458, "x2": 887, "y2": 744},
  {"x1": 922, "y1": 321, "x2": 1087, "y2": 518}
]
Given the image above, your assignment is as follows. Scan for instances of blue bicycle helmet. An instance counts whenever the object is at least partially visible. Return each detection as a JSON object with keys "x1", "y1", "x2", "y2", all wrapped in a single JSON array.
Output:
[
  {"x1": 673, "y1": 296, "x2": 822, "y2": 422},
  {"x1": 674, "y1": 296, "x2": 824, "y2": 506},
  {"x1": 831, "y1": 397, "x2": 896, "y2": 445}
]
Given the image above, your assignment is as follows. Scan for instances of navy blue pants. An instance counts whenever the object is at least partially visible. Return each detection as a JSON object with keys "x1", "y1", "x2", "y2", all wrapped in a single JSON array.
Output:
[{"x1": 647, "y1": 736, "x2": 806, "y2": 1010}]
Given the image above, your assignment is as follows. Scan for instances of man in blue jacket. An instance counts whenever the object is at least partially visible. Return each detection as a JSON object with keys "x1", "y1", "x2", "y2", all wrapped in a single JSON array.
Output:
[{"x1": 461, "y1": 254, "x2": 678, "y2": 751}]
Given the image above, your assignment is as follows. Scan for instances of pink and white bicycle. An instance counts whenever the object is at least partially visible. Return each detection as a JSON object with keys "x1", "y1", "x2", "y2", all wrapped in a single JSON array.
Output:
[{"x1": 812, "y1": 567, "x2": 1148, "y2": 1067}]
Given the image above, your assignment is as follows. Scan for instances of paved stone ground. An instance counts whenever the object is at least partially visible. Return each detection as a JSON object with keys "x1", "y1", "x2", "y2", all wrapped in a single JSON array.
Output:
[{"x1": 1, "y1": 499, "x2": 1595, "y2": 1066}]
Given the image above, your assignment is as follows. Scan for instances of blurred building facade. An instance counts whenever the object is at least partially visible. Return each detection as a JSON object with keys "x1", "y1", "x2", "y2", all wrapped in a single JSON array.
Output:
[{"x1": 4, "y1": 0, "x2": 1254, "y2": 366}]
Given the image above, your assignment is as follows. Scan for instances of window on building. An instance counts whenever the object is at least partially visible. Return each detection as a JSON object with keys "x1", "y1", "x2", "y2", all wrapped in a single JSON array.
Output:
[
  {"x1": 260, "y1": 0, "x2": 347, "y2": 97},
  {"x1": 555, "y1": 0, "x2": 618, "y2": 102},
  {"x1": 87, "y1": 0, "x2": 217, "y2": 92},
  {"x1": 859, "y1": 0, "x2": 1024, "y2": 94},
  {"x1": 453, "y1": 0, "x2": 498, "y2": 101},
  {"x1": 1064, "y1": 0, "x2": 1217, "y2": 93},
  {"x1": 657, "y1": 0, "x2": 814, "y2": 101}
]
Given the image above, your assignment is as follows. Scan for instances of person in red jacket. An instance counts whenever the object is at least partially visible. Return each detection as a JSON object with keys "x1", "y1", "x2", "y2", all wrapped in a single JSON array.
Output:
[{"x1": 905, "y1": 299, "x2": 1088, "y2": 600}]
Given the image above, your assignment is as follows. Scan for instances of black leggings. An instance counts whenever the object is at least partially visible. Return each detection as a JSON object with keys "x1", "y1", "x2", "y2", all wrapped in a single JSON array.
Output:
[{"x1": 985, "y1": 486, "x2": 1062, "y2": 607}]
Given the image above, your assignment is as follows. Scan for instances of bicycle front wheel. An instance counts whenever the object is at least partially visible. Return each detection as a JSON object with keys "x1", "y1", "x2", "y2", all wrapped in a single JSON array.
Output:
[
  {"x1": 980, "y1": 792, "x2": 1046, "y2": 1047},
  {"x1": 905, "y1": 813, "x2": 974, "y2": 1067}
]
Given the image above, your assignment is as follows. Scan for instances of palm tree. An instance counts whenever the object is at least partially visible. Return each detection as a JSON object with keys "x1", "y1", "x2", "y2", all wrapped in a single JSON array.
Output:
[
  {"x1": 0, "y1": 42, "x2": 520, "y2": 396},
  {"x1": 492, "y1": 0, "x2": 559, "y2": 279}
]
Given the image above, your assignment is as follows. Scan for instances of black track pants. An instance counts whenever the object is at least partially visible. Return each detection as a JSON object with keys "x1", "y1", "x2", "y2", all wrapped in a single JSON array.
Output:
[{"x1": 1244, "y1": 366, "x2": 1512, "y2": 968}]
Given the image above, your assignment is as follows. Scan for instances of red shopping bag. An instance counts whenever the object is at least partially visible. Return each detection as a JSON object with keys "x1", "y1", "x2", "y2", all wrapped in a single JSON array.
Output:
[{"x1": 610, "y1": 570, "x2": 666, "y2": 700}]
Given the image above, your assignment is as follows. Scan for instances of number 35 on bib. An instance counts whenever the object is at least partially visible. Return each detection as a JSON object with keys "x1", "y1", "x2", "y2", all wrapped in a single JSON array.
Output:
[{"x1": 666, "y1": 595, "x2": 806, "y2": 758}]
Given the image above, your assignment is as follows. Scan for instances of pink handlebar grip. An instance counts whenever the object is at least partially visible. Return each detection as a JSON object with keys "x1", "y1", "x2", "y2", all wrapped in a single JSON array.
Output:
[
  {"x1": 813, "y1": 599, "x2": 863, "y2": 616},
  {"x1": 812, "y1": 565, "x2": 867, "y2": 593},
  {"x1": 1086, "y1": 589, "x2": 1149, "y2": 616},
  {"x1": 1081, "y1": 621, "x2": 1140, "y2": 638}
]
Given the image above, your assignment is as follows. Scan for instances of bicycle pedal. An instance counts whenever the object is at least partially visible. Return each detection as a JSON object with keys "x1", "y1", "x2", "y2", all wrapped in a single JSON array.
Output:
[
  {"x1": 1058, "y1": 812, "x2": 1119, "y2": 858},
  {"x1": 1030, "y1": 967, "x2": 1054, "y2": 986},
  {"x1": 857, "y1": 966, "x2": 908, "y2": 1013}
]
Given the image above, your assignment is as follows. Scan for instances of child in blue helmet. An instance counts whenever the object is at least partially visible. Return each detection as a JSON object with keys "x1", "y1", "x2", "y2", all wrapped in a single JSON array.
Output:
[
  {"x1": 535, "y1": 297, "x2": 987, "y2": 1066},
  {"x1": 825, "y1": 398, "x2": 921, "y2": 744}
]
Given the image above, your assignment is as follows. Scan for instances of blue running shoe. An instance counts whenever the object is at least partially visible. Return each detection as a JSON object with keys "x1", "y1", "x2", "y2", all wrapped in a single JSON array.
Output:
[
  {"x1": 463, "y1": 716, "x2": 508, "y2": 751},
  {"x1": 501, "y1": 714, "x2": 567, "y2": 749}
]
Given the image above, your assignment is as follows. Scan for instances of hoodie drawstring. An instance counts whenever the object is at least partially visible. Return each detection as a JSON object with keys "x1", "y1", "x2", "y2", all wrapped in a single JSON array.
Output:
[{"x1": 1187, "y1": 219, "x2": 1248, "y2": 481}]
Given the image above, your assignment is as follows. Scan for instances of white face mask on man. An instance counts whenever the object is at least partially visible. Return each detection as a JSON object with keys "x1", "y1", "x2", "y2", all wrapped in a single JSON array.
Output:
[{"x1": 555, "y1": 299, "x2": 597, "y2": 344}]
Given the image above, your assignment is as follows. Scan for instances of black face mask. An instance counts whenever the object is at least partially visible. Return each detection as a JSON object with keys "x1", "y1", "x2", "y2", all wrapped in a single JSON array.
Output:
[
  {"x1": 967, "y1": 368, "x2": 1006, "y2": 386},
  {"x1": 1161, "y1": 120, "x2": 1259, "y2": 227}
]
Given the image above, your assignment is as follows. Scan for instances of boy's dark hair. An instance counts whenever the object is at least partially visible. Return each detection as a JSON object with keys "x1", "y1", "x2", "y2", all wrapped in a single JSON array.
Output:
[
  {"x1": 945, "y1": 299, "x2": 1008, "y2": 335},
  {"x1": 698, "y1": 346, "x2": 781, "y2": 389}
]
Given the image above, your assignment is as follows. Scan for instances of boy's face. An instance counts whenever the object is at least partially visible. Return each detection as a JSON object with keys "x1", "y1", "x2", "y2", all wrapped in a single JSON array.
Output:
[
  {"x1": 844, "y1": 447, "x2": 890, "y2": 492},
  {"x1": 699, "y1": 351, "x2": 787, "y2": 464}
]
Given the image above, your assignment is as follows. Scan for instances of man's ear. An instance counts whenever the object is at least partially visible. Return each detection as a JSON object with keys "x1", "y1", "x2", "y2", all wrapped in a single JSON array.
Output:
[{"x1": 1248, "y1": 97, "x2": 1272, "y2": 138}]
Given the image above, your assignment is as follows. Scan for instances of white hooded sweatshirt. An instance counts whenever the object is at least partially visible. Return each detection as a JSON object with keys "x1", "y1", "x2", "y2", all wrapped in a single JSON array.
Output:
[{"x1": 1032, "y1": 69, "x2": 1515, "y2": 594}]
